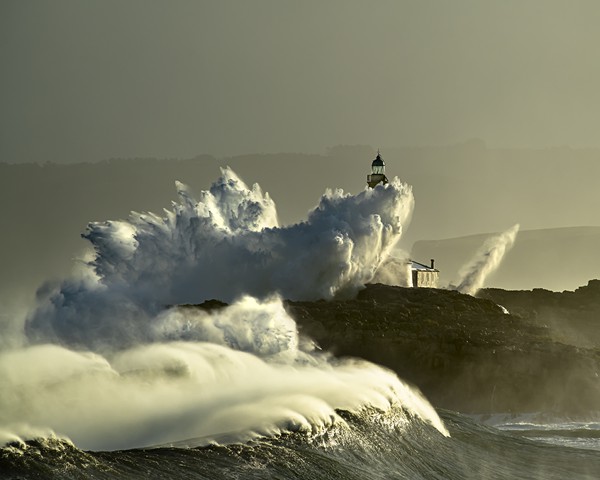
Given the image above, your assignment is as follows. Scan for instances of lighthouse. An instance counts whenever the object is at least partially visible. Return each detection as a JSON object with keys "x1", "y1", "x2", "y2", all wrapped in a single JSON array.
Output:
[{"x1": 367, "y1": 150, "x2": 389, "y2": 188}]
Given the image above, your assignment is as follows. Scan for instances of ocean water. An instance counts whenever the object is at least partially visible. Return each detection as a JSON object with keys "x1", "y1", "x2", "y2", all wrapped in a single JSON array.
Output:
[
  {"x1": 491, "y1": 416, "x2": 600, "y2": 452},
  {"x1": 3, "y1": 169, "x2": 599, "y2": 479},
  {"x1": 2, "y1": 408, "x2": 600, "y2": 480}
]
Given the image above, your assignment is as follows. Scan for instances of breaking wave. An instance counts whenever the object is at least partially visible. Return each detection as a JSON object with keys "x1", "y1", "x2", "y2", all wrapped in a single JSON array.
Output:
[
  {"x1": 26, "y1": 167, "x2": 413, "y2": 349},
  {"x1": 0, "y1": 168, "x2": 451, "y2": 453}
]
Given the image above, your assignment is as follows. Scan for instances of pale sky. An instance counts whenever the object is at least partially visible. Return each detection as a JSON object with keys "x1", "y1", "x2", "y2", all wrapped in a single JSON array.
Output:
[{"x1": 2, "y1": 0, "x2": 600, "y2": 163}]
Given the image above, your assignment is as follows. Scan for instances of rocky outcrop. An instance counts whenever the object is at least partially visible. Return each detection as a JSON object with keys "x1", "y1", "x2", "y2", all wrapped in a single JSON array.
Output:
[
  {"x1": 182, "y1": 283, "x2": 600, "y2": 415},
  {"x1": 479, "y1": 279, "x2": 600, "y2": 348},
  {"x1": 286, "y1": 283, "x2": 600, "y2": 415}
]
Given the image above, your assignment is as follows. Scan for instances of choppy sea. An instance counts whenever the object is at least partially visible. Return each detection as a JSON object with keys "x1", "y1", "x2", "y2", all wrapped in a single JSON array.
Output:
[{"x1": 2, "y1": 407, "x2": 600, "y2": 480}]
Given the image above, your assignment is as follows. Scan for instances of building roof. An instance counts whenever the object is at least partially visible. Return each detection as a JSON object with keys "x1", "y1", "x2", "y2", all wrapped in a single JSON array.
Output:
[
  {"x1": 410, "y1": 260, "x2": 439, "y2": 272},
  {"x1": 372, "y1": 152, "x2": 384, "y2": 167}
]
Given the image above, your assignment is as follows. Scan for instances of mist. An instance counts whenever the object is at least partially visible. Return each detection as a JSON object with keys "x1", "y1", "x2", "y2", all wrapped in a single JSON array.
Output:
[
  {"x1": 1, "y1": 300, "x2": 447, "y2": 451},
  {"x1": 3, "y1": 145, "x2": 600, "y2": 300},
  {"x1": 371, "y1": 256, "x2": 413, "y2": 287},
  {"x1": 2, "y1": 2, "x2": 600, "y2": 475},
  {"x1": 3, "y1": 1, "x2": 600, "y2": 164},
  {"x1": 1, "y1": 168, "x2": 451, "y2": 451},
  {"x1": 454, "y1": 224, "x2": 520, "y2": 295},
  {"x1": 3, "y1": 1, "x2": 600, "y2": 295},
  {"x1": 1, "y1": 304, "x2": 448, "y2": 452},
  {"x1": 25, "y1": 167, "x2": 413, "y2": 349}
]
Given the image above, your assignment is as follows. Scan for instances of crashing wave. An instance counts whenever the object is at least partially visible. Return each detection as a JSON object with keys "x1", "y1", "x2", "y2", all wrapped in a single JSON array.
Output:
[
  {"x1": 0, "y1": 168, "x2": 451, "y2": 452},
  {"x1": 27, "y1": 167, "x2": 414, "y2": 348}
]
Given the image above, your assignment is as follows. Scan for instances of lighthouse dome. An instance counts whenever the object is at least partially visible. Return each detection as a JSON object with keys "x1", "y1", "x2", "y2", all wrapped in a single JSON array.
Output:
[
  {"x1": 371, "y1": 152, "x2": 385, "y2": 174},
  {"x1": 372, "y1": 153, "x2": 384, "y2": 167}
]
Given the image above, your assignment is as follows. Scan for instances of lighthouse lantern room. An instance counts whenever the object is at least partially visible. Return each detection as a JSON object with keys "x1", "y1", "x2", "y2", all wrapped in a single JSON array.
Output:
[{"x1": 367, "y1": 150, "x2": 389, "y2": 188}]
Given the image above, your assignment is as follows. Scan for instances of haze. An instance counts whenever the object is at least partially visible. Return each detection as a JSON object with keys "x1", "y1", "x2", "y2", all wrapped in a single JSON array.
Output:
[
  {"x1": 2, "y1": 1, "x2": 600, "y2": 303},
  {"x1": 3, "y1": 0, "x2": 600, "y2": 162}
]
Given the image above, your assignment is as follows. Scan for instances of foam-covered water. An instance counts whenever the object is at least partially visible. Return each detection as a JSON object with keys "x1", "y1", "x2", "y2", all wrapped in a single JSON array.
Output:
[
  {"x1": 1, "y1": 168, "x2": 452, "y2": 455},
  {"x1": 1, "y1": 299, "x2": 447, "y2": 451},
  {"x1": 2, "y1": 409, "x2": 599, "y2": 480},
  {"x1": 4, "y1": 168, "x2": 595, "y2": 479},
  {"x1": 482, "y1": 414, "x2": 600, "y2": 452}
]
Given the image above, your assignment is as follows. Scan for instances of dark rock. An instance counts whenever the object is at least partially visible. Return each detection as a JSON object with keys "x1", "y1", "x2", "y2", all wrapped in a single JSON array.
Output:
[
  {"x1": 180, "y1": 282, "x2": 600, "y2": 416},
  {"x1": 177, "y1": 299, "x2": 229, "y2": 312},
  {"x1": 479, "y1": 279, "x2": 600, "y2": 347},
  {"x1": 286, "y1": 283, "x2": 600, "y2": 416}
]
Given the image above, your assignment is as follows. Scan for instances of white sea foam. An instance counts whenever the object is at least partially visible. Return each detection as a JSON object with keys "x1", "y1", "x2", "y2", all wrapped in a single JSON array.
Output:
[
  {"x1": 85, "y1": 166, "x2": 413, "y2": 304},
  {"x1": 3, "y1": 298, "x2": 448, "y2": 451},
  {"x1": 26, "y1": 167, "x2": 414, "y2": 349},
  {"x1": 0, "y1": 168, "x2": 449, "y2": 451}
]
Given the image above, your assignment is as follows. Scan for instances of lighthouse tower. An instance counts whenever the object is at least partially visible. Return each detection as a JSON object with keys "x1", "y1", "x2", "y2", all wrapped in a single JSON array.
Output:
[{"x1": 367, "y1": 150, "x2": 389, "y2": 188}]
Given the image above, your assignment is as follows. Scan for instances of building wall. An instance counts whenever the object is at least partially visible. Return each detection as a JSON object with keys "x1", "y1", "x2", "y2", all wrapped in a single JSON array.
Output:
[{"x1": 412, "y1": 270, "x2": 439, "y2": 288}]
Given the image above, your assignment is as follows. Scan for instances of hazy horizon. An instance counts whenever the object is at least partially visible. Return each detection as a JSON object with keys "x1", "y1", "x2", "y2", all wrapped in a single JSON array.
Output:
[
  {"x1": 2, "y1": 145, "x2": 600, "y2": 299},
  {"x1": 4, "y1": 1, "x2": 600, "y2": 164},
  {"x1": 2, "y1": 1, "x2": 600, "y2": 296}
]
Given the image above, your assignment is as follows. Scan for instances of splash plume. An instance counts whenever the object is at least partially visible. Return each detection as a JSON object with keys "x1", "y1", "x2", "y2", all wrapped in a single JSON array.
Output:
[
  {"x1": 454, "y1": 224, "x2": 520, "y2": 296},
  {"x1": 371, "y1": 256, "x2": 413, "y2": 287},
  {"x1": 4, "y1": 297, "x2": 448, "y2": 451},
  {"x1": 3, "y1": 168, "x2": 450, "y2": 452},
  {"x1": 27, "y1": 167, "x2": 414, "y2": 349}
]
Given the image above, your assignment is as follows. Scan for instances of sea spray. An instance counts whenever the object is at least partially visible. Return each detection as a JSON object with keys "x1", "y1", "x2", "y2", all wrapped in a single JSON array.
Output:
[
  {"x1": 26, "y1": 167, "x2": 414, "y2": 348},
  {"x1": 85, "y1": 167, "x2": 413, "y2": 303},
  {"x1": 0, "y1": 168, "x2": 451, "y2": 451},
  {"x1": 371, "y1": 256, "x2": 413, "y2": 287},
  {"x1": 454, "y1": 224, "x2": 520, "y2": 295},
  {"x1": 3, "y1": 297, "x2": 448, "y2": 451}
]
